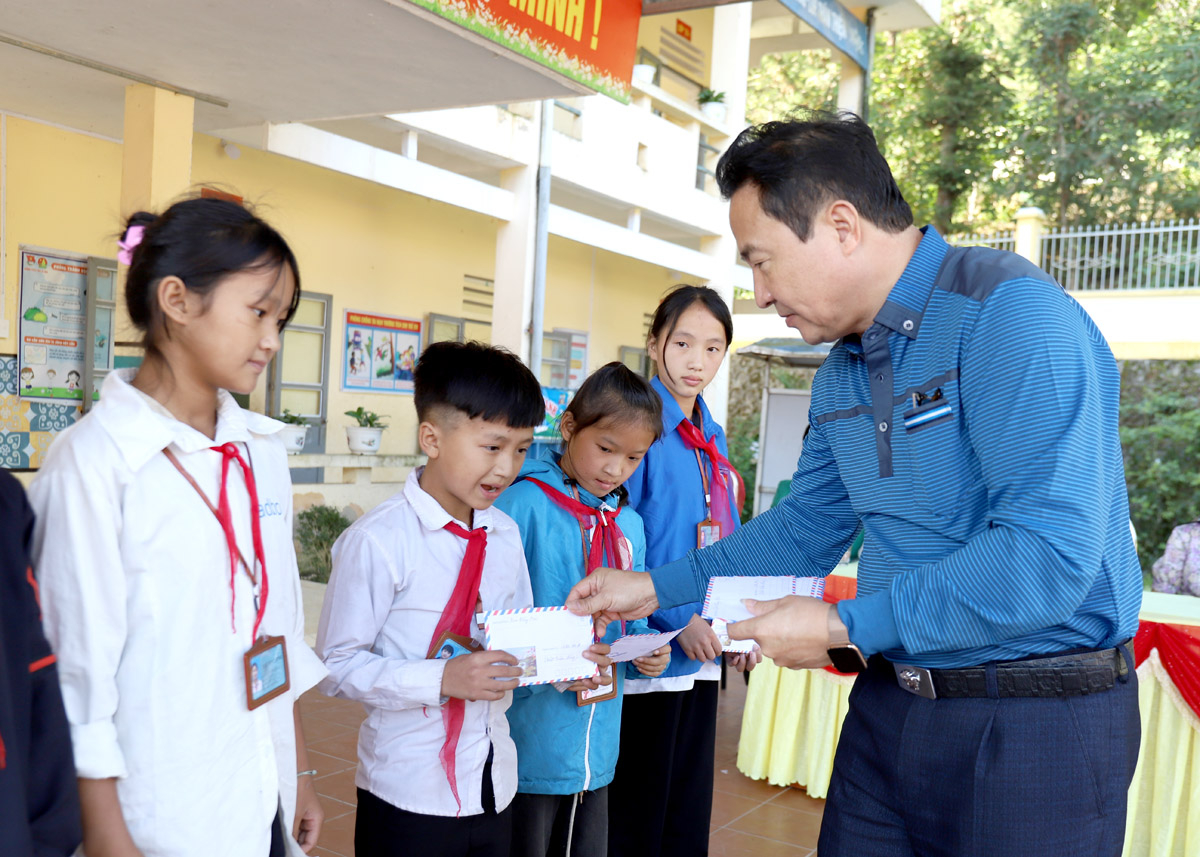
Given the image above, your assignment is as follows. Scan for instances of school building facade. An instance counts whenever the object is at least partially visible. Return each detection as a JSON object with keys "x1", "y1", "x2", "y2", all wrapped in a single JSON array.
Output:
[{"x1": 0, "y1": 0, "x2": 941, "y2": 512}]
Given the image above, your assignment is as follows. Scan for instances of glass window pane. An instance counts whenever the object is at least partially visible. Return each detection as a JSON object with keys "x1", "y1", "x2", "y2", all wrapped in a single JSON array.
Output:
[
  {"x1": 544, "y1": 337, "x2": 569, "y2": 360},
  {"x1": 281, "y1": 330, "x2": 324, "y2": 385},
  {"x1": 281, "y1": 388, "x2": 321, "y2": 416},
  {"x1": 431, "y1": 319, "x2": 461, "y2": 343},
  {"x1": 292, "y1": 298, "x2": 325, "y2": 327},
  {"x1": 96, "y1": 268, "x2": 116, "y2": 302}
]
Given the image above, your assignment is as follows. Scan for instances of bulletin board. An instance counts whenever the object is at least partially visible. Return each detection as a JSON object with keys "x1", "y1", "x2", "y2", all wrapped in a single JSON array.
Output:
[{"x1": 341, "y1": 310, "x2": 423, "y2": 395}]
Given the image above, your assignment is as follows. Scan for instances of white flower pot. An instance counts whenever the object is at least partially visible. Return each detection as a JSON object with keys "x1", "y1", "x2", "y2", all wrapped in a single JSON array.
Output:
[
  {"x1": 279, "y1": 425, "x2": 309, "y2": 455},
  {"x1": 700, "y1": 101, "x2": 727, "y2": 125},
  {"x1": 346, "y1": 426, "x2": 384, "y2": 455},
  {"x1": 632, "y1": 63, "x2": 657, "y2": 84}
]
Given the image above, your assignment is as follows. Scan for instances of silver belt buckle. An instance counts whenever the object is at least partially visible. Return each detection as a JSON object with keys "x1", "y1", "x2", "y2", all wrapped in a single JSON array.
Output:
[{"x1": 893, "y1": 663, "x2": 937, "y2": 700}]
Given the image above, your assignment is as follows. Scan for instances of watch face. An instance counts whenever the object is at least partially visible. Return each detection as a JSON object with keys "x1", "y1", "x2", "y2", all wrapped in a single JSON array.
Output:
[{"x1": 828, "y1": 645, "x2": 868, "y2": 673}]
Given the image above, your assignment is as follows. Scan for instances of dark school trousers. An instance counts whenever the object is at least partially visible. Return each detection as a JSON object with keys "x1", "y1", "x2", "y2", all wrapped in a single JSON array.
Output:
[
  {"x1": 510, "y1": 788, "x2": 608, "y2": 857},
  {"x1": 355, "y1": 751, "x2": 512, "y2": 857},
  {"x1": 608, "y1": 681, "x2": 718, "y2": 857},
  {"x1": 819, "y1": 651, "x2": 1141, "y2": 857}
]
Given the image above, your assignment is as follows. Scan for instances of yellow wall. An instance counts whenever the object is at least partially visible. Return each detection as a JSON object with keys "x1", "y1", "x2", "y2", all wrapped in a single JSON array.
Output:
[
  {"x1": 191, "y1": 133, "x2": 499, "y2": 455},
  {"x1": 1, "y1": 116, "x2": 123, "y2": 355},
  {"x1": 3, "y1": 117, "x2": 682, "y2": 470},
  {"x1": 636, "y1": 7, "x2": 716, "y2": 91},
  {"x1": 544, "y1": 235, "x2": 678, "y2": 370}
]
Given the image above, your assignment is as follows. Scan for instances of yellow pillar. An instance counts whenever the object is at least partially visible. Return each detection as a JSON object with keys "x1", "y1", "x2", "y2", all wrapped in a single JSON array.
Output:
[
  {"x1": 120, "y1": 84, "x2": 194, "y2": 217},
  {"x1": 1014, "y1": 206, "x2": 1046, "y2": 268}
]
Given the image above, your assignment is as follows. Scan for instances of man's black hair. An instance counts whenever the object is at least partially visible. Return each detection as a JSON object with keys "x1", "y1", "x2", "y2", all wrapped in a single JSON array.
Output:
[
  {"x1": 716, "y1": 109, "x2": 913, "y2": 241},
  {"x1": 414, "y1": 340, "x2": 545, "y2": 428}
]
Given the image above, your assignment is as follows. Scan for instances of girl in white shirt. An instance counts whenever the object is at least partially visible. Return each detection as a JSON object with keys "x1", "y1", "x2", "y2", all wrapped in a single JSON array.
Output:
[{"x1": 30, "y1": 197, "x2": 327, "y2": 857}]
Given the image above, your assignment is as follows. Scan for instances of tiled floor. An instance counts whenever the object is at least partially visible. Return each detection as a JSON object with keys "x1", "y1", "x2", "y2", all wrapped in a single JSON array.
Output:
[{"x1": 301, "y1": 672, "x2": 824, "y2": 856}]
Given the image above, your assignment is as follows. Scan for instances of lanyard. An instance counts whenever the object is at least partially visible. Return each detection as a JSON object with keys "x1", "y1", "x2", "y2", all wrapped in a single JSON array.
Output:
[
  {"x1": 164, "y1": 443, "x2": 269, "y2": 644},
  {"x1": 695, "y1": 449, "x2": 713, "y2": 519}
]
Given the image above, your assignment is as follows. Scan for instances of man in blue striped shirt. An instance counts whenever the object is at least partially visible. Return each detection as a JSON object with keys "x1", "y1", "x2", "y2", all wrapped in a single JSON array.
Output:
[{"x1": 568, "y1": 112, "x2": 1142, "y2": 856}]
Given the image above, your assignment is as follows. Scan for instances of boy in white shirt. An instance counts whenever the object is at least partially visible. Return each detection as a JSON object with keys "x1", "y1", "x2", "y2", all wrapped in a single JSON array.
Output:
[{"x1": 316, "y1": 341, "x2": 546, "y2": 857}]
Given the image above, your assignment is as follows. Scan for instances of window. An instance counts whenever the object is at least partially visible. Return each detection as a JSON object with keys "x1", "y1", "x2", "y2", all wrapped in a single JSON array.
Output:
[
  {"x1": 428, "y1": 313, "x2": 465, "y2": 344},
  {"x1": 269, "y1": 292, "x2": 331, "y2": 473},
  {"x1": 619, "y1": 346, "x2": 649, "y2": 377},
  {"x1": 541, "y1": 329, "x2": 588, "y2": 390}
]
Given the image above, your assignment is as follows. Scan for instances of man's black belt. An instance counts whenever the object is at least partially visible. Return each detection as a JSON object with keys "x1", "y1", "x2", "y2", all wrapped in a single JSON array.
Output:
[{"x1": 876, "y1": 642, "x2": 1131, "y2": 700}]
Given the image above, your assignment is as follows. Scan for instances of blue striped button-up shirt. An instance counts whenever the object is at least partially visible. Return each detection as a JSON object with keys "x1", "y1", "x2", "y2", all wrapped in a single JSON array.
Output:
[{"x1": 652, "y1": 227, "x2": 1142, "y2": 668}]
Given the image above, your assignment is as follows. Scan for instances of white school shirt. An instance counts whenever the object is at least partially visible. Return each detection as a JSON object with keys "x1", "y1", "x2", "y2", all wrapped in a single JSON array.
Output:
[
  {"x1": 29, "y1": 369, "x2": 326, "y2": 857},
  {"x1": 316, "y1": 468, "x2": 534, "y2": 817}
]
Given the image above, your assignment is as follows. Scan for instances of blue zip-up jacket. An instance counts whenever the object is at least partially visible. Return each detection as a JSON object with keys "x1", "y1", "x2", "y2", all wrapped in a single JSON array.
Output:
[
  {"x1": 0, "y1": 471, "x2": 82, "y2": 856},
  {"x1": 495, "y1": 455, "x2": 650, "y2": 794},
  {"x1": 623, "y1": 376, "x2": 740, "y2": 677}
]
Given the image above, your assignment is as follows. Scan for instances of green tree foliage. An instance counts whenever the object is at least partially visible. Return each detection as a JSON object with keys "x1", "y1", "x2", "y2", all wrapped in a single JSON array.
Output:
[
  {"x1": 1119, "y1": 361, "x2": 1200, "y2": 576},
  {"x1": 295, "y1": 505, "x2": 352, "y2": 583},
  {"x1": 746, "y1": 0, "x2": 1200, "y2": 230}
]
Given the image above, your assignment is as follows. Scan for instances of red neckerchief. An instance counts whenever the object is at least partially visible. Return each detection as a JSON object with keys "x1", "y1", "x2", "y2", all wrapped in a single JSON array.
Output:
[
  {"x1": 524, "y1": 478, "x2": 632, "y2": 574},
  {"x1": 675, "y1": 417, "x2": 735, "y2": 538},
  {"x1": 431, "y1": 521, "x2": 487, "y2": 814},
  {"x1": 165, "y1": 442, "x2": 268, "y2": 643}
]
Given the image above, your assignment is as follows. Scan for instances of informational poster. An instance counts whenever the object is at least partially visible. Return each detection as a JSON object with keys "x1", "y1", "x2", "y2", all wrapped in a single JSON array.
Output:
[
  {"x1": 17, "y1": 248, "x2": 105, "y2": 401},
  {"x1": 534, "y1": 386, "x2": 571, "y2": 441},
  {"x1": 342, "y1": 310, "x2": 422, "y2": 395}
]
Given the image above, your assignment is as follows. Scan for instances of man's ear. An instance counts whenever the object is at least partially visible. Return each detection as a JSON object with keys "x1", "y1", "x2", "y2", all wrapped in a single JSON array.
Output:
[
  {"x1": 156, "y1": 276, "x2": 195, "y2": 326},
  {"x1": 560, "y1": 411, "x2": 577, "y2": 444},
  {"x1": 827, "y1": 200, "x2": 862, "y2": 257},
  {"x1": 417, "y1": 420, "x2": 441, "y2": 459}
]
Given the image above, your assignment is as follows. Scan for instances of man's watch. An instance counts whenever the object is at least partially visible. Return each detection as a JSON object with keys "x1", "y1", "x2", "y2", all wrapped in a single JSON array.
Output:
[{"x1": 826, "y1": 606, "x2": 868, "y2": 673}]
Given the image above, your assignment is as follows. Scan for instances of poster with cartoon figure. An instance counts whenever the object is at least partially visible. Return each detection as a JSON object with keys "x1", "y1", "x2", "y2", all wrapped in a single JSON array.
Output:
[
  {"x1": 17, "y1": 247, "x2": 108, "y2": 401},
  {"x1": 534, "y1": 387, "x2": 570, "y2": 441},
  {"x1": 342, "y1": 311, "x2": 422, "y2": 395}
]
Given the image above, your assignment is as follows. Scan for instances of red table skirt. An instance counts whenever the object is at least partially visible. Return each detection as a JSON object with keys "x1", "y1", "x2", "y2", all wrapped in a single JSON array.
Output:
[{"x1": 822, "y1": 575, "x2": 1200, "y2": 713}]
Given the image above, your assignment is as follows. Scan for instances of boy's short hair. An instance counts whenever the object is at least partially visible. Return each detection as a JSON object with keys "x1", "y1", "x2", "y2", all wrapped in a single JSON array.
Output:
[{"x1": 414, "y1": 341, "x2": 545, "y2": 428}]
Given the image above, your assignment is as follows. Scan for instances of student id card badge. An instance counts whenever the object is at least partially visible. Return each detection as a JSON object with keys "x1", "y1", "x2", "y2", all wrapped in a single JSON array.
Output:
[
  {"x1": 428, "y1": 630, "x2": 483, "y2": 661},
  {"x1": 245, "y1": 635, "x2": 290, "y2": 710},
  {"x1": 697, "y1": 518, "x2": 722, "y2": 549},
  {"x1": 576, "y1": 665, "x2": 617, "y2": 706}
]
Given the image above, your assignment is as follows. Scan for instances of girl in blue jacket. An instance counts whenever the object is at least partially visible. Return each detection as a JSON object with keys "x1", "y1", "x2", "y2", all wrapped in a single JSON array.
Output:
[
  {"x1": 496, "y1": 363, "x2": 672, "y2": 857},
  {"x1": 609, "y1": 285, "x2": 758, "y2": 857}
]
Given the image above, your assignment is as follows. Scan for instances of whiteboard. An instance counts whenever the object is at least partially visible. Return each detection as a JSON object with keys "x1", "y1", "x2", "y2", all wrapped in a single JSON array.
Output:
[{"x1": 753, "y1": 388, "x2": 811, "y2": 517}]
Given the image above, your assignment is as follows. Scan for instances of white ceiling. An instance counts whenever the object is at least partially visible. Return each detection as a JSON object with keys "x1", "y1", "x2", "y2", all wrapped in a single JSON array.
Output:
[{"x1": 0, "y1": 0, "x2": 589, "y2": 140}]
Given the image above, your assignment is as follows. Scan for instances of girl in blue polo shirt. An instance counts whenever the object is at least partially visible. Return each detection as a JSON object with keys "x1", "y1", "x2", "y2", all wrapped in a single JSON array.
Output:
[{"x1": 608, "y1": 285, "x2": 757, "y2": 857}]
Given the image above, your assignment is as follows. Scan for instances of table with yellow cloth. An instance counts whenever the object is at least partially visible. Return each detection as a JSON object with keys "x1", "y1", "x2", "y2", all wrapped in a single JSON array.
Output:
[{"x1": 736, "y1": 589, "x2": 1200, "y2": 857}]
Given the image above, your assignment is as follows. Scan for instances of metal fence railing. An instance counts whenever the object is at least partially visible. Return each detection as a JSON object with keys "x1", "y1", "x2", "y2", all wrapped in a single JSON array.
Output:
[
  {"x1": 947, "y1": 229, "x2": 1016, "y2": 252},
  {"x1": 1040, "y1": 219, "x2": 1200, "y2": 291}
]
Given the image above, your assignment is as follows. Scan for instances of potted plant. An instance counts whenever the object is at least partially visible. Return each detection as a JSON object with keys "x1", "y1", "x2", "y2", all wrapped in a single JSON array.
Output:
[
  {"x1": 345, "y1": 406, "x2": 388, "y2": 455},
  {"x1": 697, "y1": 88, "x2": 727, "y2": 124},
  {"x1": 632, "y1": 62, "x2": 657, "y2": 85},
  {"x1": 276, "y1": 409, "x2": 310, "y2": 455}
]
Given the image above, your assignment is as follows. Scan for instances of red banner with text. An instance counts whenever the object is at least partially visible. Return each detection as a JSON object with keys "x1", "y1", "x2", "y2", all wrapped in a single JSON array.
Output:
[{"x1": 407, "y1": 0, "x2": 643, "y2": 101}]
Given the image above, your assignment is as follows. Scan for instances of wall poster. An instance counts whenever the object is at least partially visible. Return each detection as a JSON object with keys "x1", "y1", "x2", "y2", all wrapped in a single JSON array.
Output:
[
  {"x1": 342, "y1": 310, "x2": 423, "y2": 395},
  {"x1": 18, "y1": 247, "x2": 110, "y2": 401}
]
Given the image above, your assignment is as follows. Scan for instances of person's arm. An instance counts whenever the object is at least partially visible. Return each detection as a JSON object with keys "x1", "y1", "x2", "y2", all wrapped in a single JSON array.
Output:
[
  {"x1": 840, "y1": 280, "x2": 1128, "y2": 657},
  {"x1": 651, "y1": 417, "x2": 860, "y2": 609},
  {"x1": 315, "y1": 529, "x2": 452, "y2": 709},
  {"x1": 292, "y1": 705, "x2": 321, "y2": 853},
  {"x1": 29, "y1": 447, "x2": 135, "y2": 851}
]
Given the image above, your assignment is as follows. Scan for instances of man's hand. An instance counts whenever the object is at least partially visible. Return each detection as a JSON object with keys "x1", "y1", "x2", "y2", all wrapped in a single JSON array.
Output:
[
  {"x1": 441, "y1": 650, "x2": 523, "y2": 701},
  {"x1": 726, "y1": 596, "x2": 835, "y2": 670},
  {"x1": 633, "y1": 645, "x2": 671, "y2": 677},
  {"x1": 676, "y1": 614, "x2": 722, "y2": 662},
  {"x1": 566, "y1": 568, "x2": 660, "y2": 637}
]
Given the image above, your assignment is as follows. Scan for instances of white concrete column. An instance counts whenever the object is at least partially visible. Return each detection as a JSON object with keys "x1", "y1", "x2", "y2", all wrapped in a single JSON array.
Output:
[
  {"x1": 492, "y1": 161, "x2": 538, "y2": 363},
  {"x1": 710, "y1": 4, "x2": 753, "y2": 129},
  {"x1": 700, "y1": 234, "x2": 737, "y2": 427},
  {"x1": 836, "y1": 55, "x2": 865, "y2": 116},
  {"x1": 1015, "y1": 206, "x2": 1046, "y2": 267}
]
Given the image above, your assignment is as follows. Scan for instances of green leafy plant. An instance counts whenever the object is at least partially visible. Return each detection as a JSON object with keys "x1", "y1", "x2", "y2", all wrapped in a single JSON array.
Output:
[
  {"x1": 277, "y1": 409, "x2": 308, "y2": 426},
  {"x1": 295, "y1": 505, "x2": 352, "y2": 583},
  {"x1": 697, "y1": 88, "x2": 726, "y2": 105},
  {"x1": 344, "y1": 406, "x2": 388, "y2": 429}
]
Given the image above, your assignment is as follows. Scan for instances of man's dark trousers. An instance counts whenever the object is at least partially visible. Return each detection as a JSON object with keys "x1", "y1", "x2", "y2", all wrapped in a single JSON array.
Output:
[{"x1": 819, "y1": 649, "x2": 1140, "y2": 857}]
